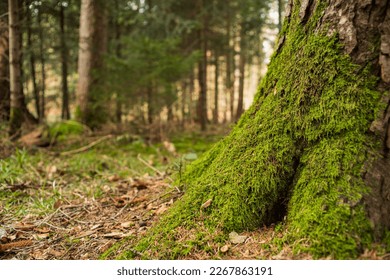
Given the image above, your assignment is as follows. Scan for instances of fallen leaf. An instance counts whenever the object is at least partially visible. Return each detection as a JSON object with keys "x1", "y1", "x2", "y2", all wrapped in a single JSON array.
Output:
[
  {"x1": 33, "y1": 233, "x2": 50, "y2": 240},
  {"x1": 120, "y1": 222, "x2": 133, "y2": 229},
  {"x1": 229, "y1": 232, "x2": 247, "y2": 244},
  {"x1": 155, "y1": 205, "x2": 168, "y2": 215},
  {"x1": 220, "y1": 245, "x2": 229, "y2": 253},
  {"x1": 48, "y1": 248, "x2": 64, "y2": 258},
  {"x1": 76, "y1": 230, "x2": 95, "y2": 238},
  {"x1": 201, "y1": 199, "x2": 212, "y2": 209},
  {"x1": 108, "y1": 175, "x2": 120, "y2": 182}
]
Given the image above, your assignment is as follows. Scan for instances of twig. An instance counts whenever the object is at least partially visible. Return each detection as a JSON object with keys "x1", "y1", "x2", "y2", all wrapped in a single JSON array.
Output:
[
  {"x1": 59, "y1": 135, "x2": 113, "y2": 156},
  {"x1": 137, "y1": 154, "x2": 164, "y2": 176}
]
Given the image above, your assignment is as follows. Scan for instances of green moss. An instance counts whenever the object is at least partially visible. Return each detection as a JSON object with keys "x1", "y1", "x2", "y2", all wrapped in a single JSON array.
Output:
[
  {"x1": 49, "y1": 120, "x2": 87, "y2": 141},
  {"x1": 120, "y1": 1, "x2": 383, "y2": 259}
]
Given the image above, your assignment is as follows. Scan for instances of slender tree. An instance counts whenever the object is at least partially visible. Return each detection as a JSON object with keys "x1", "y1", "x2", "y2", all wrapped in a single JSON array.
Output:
[
  {"x1": 59, "y1": 1, "x2": 70, "y2": 120},
  {"x1": 0, "y1": 17, "x2": 10, "y2": 122},
  {"x1": 76, "y1": 0, "x2": 108, "y2": 127}
]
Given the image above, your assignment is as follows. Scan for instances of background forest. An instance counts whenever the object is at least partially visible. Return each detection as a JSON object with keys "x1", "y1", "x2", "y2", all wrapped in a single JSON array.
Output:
[{"x1": 1, "y1": 0, "x2": 284, "y2": 137}]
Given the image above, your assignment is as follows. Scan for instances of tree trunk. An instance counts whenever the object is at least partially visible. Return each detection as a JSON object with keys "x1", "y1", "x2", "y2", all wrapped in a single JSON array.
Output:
[
  {"x1": 60, "y1": 3, "x2": 70, "y2": 120},
  {"x1": 225, "y1": 1, "x2": 234, "y2": 122},
  {"x1": 277, "y1": 0, "x2": 283, "y2": 32},
  {"x1": 8, "y1": 0, "x2": 24, "y2": 136},
  {"x1": 213, "y1": 53, "x2": 219, "y2": 124},
  {"x1": 26, "y1": 0, "x2": 40, "y2": 121},
  {"x1": 0, "y1": 18, "x2": 10, "y2": 122},
  {"x1": 114, "y1": 0, "x2": 122, "y2": 124},
  {"x1": 236, "y1": 25, "x2": 246, "y2": 120},
  {"x1": 37, "y1": 6, "x2": 46, "y2": 121},
  {"x1": 132, "y1": 0, "x2": 390, "y2": 259},
  {"x1": 76, "y1": 0, "x2": 108, "y2": 127},
  {"x1": 197, "y1": 0, "x2": 208, "y2": 131}
]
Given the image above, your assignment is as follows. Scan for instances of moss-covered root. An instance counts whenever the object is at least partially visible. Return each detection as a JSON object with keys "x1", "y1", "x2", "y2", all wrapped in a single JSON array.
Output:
[{"x1": 120, "y1": 2, "x2": 383, "y2": 259}]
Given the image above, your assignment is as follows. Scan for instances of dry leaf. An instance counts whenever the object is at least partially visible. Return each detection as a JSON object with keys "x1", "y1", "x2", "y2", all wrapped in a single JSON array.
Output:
[
  {"x1": 120, "y1": 222, "x2": 133, "y2": 228},
  {"x1": 201, "y1": 199, "x2": 212, "y2": 209},
  {"x1": 155, "y1": 205, "x2": 168, "y2": 215},
  {"x1": 163, "y1": 141, "x2": 176, "y2": 155},
  {"x1": 108, "y1": 175, "x2": 120, "y2": 182},
  {"x1": 48, "y1": 248, "x2": 64, "y2": 258},
  {"x1": 229, "y1": 232, "x2": 247, "y2": 244},
  {"x1": 220, "y1": 245, "x2": 229, "y2": 253},
  {"x1": 33, "y1": 233, "x2": 50, "y2": 240}
]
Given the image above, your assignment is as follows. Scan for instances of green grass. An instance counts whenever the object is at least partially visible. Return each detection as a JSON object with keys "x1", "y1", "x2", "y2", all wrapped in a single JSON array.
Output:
[{"x1": 0, "y1": 131, "x2": 223, "y2": 223}]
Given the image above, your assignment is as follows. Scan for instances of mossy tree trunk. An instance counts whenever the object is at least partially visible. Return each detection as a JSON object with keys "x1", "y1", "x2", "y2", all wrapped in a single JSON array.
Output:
[{"x1": 131, "y1": 0, "x2": 390, "y2": 259}]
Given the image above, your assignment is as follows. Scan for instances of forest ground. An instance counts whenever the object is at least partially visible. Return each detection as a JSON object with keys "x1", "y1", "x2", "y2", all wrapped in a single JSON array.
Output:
[{"x1": 0, "y1": 125, "x2": 388, "y2": 260}]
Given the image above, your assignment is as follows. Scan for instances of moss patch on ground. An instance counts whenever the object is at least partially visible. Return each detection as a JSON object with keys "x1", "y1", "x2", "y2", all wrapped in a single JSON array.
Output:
[{"x1": 120, "y1": 2, "x2": 384, "y2": 259}]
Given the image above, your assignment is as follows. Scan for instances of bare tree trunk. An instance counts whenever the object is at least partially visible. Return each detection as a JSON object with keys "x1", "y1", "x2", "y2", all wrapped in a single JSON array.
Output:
[
  {"x1": 226, "y1": 0, "x2": 234, "y2": 122},
  {"x1": 114, "y1": 0, "x2": 122, "y2": 124},
  {"x1": 181, "y1": 80, "x2": 188, "y2": 128},
  {"x1": 147, "y1": 85, "x2": 153, "y2": 125},
  {"x1": 37, "y1": 6, "x2": 46, "y2": 121},
  {"x1": 213, "y1": 52, "x2": 219, "y2": 124},
  {"x1": 197, "y1": 0, "x2": 208, "y2": 131},
  {"x1": 0, "y1": 18, "x2": 10, "y2": 122},
  {"x1": 277, "y1": 0, "x2": 283, "y2": 32},
  {"x1": 60, "y1": 2, "x2": 70, "y2": 120},
  {"x1": 76, "y1": 0, "x2": 108, "y2": 127},
  {"x1": 236, "y1": 26, "x2": 246, "y2": 120},
  {"x1": 8, "y1": 0, "x2": 24, "y2": 136},
  {"x1": 26, "y1": 0, "x2": 40, "y2": 121}
]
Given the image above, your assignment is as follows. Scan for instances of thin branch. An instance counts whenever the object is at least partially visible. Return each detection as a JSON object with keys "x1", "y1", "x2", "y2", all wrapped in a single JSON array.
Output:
[{"x1": 59, "y1": 135, "x2": 113, "y2": 156}]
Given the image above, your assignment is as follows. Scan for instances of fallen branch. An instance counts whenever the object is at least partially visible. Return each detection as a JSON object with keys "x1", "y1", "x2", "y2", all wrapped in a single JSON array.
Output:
[
  {"x1": 137, "y1": 154, "x2": 164, "y2": 176},
  {"x1": 59, "y1": 135, "x2": 113, "y2": 156}
]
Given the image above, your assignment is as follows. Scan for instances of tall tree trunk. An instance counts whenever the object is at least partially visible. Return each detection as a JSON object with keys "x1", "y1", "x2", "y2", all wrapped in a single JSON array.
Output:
[
  {"x1": 8, "y1": 0, "x2": 24, "y2": 136},
  {"x1": 277, "y1": 0, "x2": 283, "y2": 32},
  {"x1": 76, "y1": 0, "x2": 108, "y2": 127},
  {"x1": 132, "y1": 0, "x2": 390, "y2": 260},
  {"x1": 236, "y1": 26, "x2": 246, "y2": 120},
  {"x1": 60, "y1": 2, "x2": 70, "y2": 120},
  {"x1": 26, "y1": 0, "x2": 40, "y2": 121},
  {"x1": 0, "y1": 18, "x2": 10, "y2": 122},
  {"x1": 114, "y1": 0, "x2": 122, "y2": 124},
  {"x1": 37, "y1": 6, "x2": 45, "y2": 121},
  {"x1": 213, "y1": 53, "x2": 219, "y2": 124},
  {"x1": 181, "y1": 79, "x2": 188, "y2": 128},
  {"x1": 197, "y1": 0, "x2": 208, "y2": 131},
  {"x1": 147, "y1": 85, "x2": 153, "y2": 125},
  {"x1": 225, "y1": 0, "x2": 234, "y2": 122}
]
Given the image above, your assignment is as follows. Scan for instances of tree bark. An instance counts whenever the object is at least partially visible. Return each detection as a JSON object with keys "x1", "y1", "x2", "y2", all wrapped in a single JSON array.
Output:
[
  {"x1": 37, "y1": 5, "x2": 46, "y2": 121},
  {"x1": 8, "y1": 0, "x2": 24, "y2": 136},
  {"x1": 196, "y1": 0, "x2": 208, "y2": 131},
  {"x1": 134, "y1": 0, "x2": 390, "y2": 259},
  {"x1": 60, "y1": 2, "x2": 70, "y2": 120},
  {"x1": 76, "y1": 0, "x2": 108, "y2": 127},
  {"x1": 236, "y1": 25, "x2": 246, "y2": 121},
  {"x1": 0, "y1": 18, "x2": 10, "y2": 122},
  {"x1": 225, "y1": 0, "x2": 234, "y2": 122},
  {"x1": 26, "y1": 0, "x2": 40, "y2": 121},
  {"x1": 213, "y1": 52, "x2": 219, "y2": 124}
]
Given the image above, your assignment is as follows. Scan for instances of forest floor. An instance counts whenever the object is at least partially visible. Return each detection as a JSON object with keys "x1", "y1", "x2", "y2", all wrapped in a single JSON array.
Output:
[{"x1": 0, "y1": 125, "x2": 388, "y2": 260}]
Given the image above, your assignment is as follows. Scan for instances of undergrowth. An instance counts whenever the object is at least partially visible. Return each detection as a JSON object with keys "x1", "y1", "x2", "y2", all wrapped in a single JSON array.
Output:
[{"x1": 120, "y1": 1, "x2": 385, "y2": 260}]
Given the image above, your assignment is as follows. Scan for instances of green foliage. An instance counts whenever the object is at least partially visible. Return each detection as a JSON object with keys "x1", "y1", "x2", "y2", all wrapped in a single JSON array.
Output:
[{"x1": 123, "y1": 2, "x2": 384, "y2": 259}]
